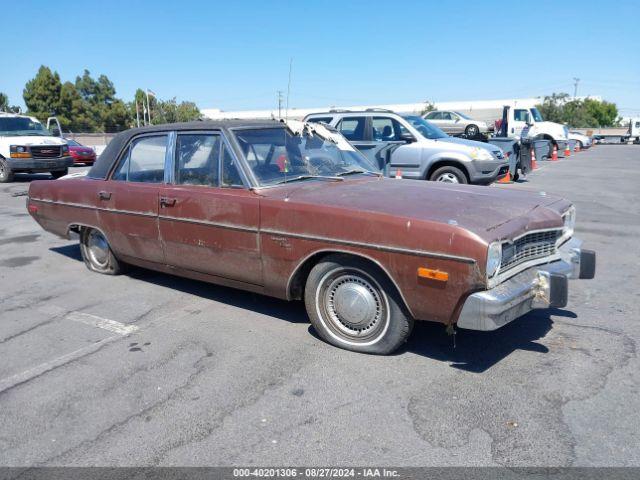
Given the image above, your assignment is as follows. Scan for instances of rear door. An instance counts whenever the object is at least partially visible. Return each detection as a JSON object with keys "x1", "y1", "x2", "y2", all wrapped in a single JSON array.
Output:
[
  {"x1": 97, "y1": 133, "x2": 168, "y2": 264},
  {"x1": 157, "y1": 131, "x2": 262, "y2": 286},
  {"x1": 336, "y1": 115, "x2": 395, "y2": 170}
]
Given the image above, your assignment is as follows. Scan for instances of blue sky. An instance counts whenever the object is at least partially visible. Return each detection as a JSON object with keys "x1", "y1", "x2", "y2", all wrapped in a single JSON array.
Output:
[{"x1": 2, "y1": 0, "x2": 638, "y2": 116}]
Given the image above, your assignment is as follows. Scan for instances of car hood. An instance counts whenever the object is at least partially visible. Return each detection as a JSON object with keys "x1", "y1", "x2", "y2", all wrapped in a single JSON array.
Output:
[
  {"x1": 2, "y1": 136, "x2": 67, "y2": 146},
  {"x1": 260, "y1": 177, "x2": 570, "y2": 244},
  {"x1": 438, "y1": 136, "x2": 501, "y2": 154}
]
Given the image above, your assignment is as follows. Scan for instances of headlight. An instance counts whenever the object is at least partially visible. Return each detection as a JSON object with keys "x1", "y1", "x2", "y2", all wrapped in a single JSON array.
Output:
[
  {"x1": 563, "y1": 206, "x2": 576, "y2": 238},
  {"x1": 470, "y1": 147, "x2": 494, "y2": 161},
  {"x1": 61, "y1": 144, "x2": 69, "y2": 155},
  {"x1": 486, "y1": 242, "x2": 502, "y2": 278},
  {"x1": 9, "y1": 145, "x2": 32, "y2": 158}
]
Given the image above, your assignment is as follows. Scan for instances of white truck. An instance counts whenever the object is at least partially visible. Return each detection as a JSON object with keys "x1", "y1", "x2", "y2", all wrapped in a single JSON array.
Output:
[
  {"x1": 0, "y1": 113, "x2": 73, "y2": 183},
  {"x1": 496, "y1": 105, "x2": 569, "y2": 157},
  {"x1": 592, "y1": 118, "x2": 640, "y2": 144}
]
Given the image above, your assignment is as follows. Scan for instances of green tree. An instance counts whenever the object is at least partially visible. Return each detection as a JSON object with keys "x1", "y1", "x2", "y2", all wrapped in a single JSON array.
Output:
[
  {"x1": 23, "y1": 66, "x2": 62, "y2": 120},
  {"x1": 58, "y1": 82, "x2": 95, "y2": 132},
  {"x1": 536, "y1": 93, "x2": 619, "y2": 128},
  {"x1": 420, "y1": 100, "x2": 436, "y2": 116},
  {"x1": 0, "y1": 92, "x2": 8, "y2": 111},
  {"x1": 152, "y1": 98, "x2": 201, "y2": 124}
]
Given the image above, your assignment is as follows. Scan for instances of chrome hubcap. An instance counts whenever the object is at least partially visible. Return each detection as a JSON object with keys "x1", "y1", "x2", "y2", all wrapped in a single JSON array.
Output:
[
  {"x1": 437, "y1": 172, "x2": 460, "y2": 183},
  {"x1": 323, "y1": 274, "x2": 384, "y2": 338},
  {"x1": 87, "y1": 230, "x2": 109, "y2": 267}
]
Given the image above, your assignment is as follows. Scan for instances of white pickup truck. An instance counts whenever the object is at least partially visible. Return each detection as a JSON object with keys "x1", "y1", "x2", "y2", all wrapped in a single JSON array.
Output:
[
  {"x1": 0, "y1": 113, "x2": 73, "y2": 183},
  {"x1": 497, "y1": 105, "x2": 569, "y2": 156}
]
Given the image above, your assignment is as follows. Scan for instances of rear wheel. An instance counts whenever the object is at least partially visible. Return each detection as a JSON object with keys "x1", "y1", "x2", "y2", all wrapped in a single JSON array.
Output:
[
  {"x1": 429, "y1": 165, "x2": 468, "y2": 184},
  {"x1": 80, "y1": 228, "x2": 124, "y2": 275},
  {"x1": 304, "y1": 255, "x2": 413, "y2": 354},
  {"x1": 51, "y1": 168, "x2": 68, "y2": 179},
  {"x1": 0, "y1": 159, "x2": 14, "y2": 183}
]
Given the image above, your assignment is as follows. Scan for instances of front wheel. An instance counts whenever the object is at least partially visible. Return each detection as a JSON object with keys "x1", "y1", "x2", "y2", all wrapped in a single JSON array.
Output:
[
  {"x1": 80, "y1": 228, "x2": 125, "y2": 275},
  {"x1": 51, "y1": 168, "x2": 68, "y2": 179},
  {"x1": 0, "y1": 159, "x2": 14, "y2": 183},
  {"x1": 304, "y1": 255, "x2": 413, "y2": 354},
  {"x1": 465, "y1": 124, "x2": 479, "y2": 137},
  {"x1": 429, "y1": 165, "x2": 468, "y2": 184}
]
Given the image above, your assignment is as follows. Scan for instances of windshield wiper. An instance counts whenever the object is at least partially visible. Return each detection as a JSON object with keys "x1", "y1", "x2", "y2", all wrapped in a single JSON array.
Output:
[
  {"x1": 271, "y1": 175, "x2": 345, "y2": 186},
  {"x1": 336, "y1": 169, "x2": 380, "y2": 177}
]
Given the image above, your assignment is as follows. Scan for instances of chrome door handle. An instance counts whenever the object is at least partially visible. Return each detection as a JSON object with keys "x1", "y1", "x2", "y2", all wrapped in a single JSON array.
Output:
[
  {"x1": 98, "y1": 191, "x2": 112, "y2": 200},
  {"x1": 160, "y1": 197, "x2": 177, "y2": 207}
]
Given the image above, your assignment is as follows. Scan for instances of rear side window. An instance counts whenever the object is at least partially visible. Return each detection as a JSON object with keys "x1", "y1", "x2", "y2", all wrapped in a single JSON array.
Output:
[
  {"x1": 337, "y1": 117, "x2": 366, "y2": 141},
  {"x1": 426, "y1": 112, "x2": 441, "y2": 120},
  {"x1": 175, "y1": 134, "x2": 220, "y2": 186},
  {"x1": 113, "y1": 135, "x2": 167, "y2": 183}
]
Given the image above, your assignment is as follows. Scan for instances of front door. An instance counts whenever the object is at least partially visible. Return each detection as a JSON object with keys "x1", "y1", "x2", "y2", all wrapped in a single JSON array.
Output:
[
  {"x1": 512, "y1": 109, "x2": 531, "y2": 139},
  {"x1": 158, "y1": 132, "x2": 262, "y2": 286},
  {"x1": 97, "y1": 133, "x2": 168, "y2": 264}
]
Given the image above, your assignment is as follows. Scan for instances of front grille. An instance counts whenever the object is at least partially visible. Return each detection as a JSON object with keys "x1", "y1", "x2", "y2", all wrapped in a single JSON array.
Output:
[
  {"x1": 501, "y1": 229, "x2": 561, "y2": 272},
  {"x1": 30, "y1": 146, "x2": 62, "y2": 158}
]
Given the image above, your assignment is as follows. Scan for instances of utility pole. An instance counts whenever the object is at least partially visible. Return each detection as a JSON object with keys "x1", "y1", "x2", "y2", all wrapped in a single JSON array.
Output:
[
  {"x1": 573, "y1": 77, "x2": 580, "y2": 99},
  {"x1": 277, "y1": 90, "x2": 284, "y2": 118}
]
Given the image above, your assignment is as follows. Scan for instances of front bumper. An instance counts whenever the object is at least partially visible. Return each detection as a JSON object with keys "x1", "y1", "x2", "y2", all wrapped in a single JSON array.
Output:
[
  {"x1": 468, "y1": 158, "x2": 510, "y2": 184},
  {"x1": 7, "y1": 156, "x2": 74, "y2": 171},
  {"x1": 456, "y1": 239, "x2": 596, "y2": 331}
]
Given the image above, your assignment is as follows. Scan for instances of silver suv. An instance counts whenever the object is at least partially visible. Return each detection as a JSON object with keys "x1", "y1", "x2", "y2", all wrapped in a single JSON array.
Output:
[{"x1": 303, "y1": 109, "x2": 508, "y2": 185}]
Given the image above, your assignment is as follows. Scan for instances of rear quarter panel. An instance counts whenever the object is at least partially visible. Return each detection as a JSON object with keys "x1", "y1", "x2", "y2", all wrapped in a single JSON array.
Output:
[{"x1": 28, "y1": 178, "x2": 101, "y2": 238}]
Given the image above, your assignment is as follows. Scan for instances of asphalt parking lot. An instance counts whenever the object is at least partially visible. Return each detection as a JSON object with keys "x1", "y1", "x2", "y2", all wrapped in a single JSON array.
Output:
[{"x1": 0, "y1": 146, "x2": 638, "y2": 467}]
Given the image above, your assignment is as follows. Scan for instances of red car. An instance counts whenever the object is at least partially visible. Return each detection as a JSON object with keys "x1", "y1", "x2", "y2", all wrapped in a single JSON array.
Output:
[{"x1": 65, "y1": 139, "x2": 96, "y2": 165}]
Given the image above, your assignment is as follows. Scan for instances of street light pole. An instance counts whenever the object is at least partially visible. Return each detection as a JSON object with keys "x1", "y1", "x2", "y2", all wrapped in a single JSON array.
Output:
[{"x1": 573, "y1": 77, "x2": 580, "y2": 99}]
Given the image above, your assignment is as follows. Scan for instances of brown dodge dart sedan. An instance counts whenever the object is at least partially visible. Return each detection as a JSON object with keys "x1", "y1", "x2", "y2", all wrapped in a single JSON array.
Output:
[{"x1": 27, "y1": 119, "x2": 595, "y2": 354}]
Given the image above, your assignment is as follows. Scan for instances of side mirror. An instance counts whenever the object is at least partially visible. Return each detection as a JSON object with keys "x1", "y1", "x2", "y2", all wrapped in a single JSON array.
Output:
[{"x1": 400, "y1": 132, "x2": 416, "y2": 143}]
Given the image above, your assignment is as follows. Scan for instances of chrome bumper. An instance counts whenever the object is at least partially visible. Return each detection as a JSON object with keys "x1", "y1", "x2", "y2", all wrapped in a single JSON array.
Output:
[{"x1": 456, "y1": 238, "x2": 595, "y2": 331}]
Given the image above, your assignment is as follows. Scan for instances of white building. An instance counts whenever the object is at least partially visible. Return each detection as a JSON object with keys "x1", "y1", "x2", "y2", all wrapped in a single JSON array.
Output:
[{"x1": 202, "y1": 96, "x2": 601, "y2": 124}]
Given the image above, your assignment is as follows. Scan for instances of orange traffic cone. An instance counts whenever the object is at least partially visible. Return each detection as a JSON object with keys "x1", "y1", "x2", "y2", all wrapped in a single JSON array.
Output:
[
  {"x1": 531, "y1": 146, "x2": 538, "y2": 170},
  {"x1": 564, "y1": 143, "x2": 571, "y2": 157},
  {"x1": 551, "y1": 144, "x2": 559, "y2": 161},
  {"x1": 395, "y1": 168, "x2": 402, "y2": 179},
  {"x1": 498, "y1": 170, "x2": 512, "y2": 184}
]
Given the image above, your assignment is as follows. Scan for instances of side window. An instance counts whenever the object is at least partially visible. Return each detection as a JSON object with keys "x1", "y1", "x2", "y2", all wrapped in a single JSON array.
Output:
[
  {"x1": 221, "y1": 144, "x2": 244, "y2": 187},
  {"x1": 307, "y1": 117, "x2": 333, "y2": 125},
  {"x1": 429, "y1": 112, "x2": 442, "y2": 120},
  {"x1": 441, "y1": 112, "x2": 453, "y2": 120},
  {"x1": 112, "y1": 135, "x2": 167, "y2": 183},
  {"x1": 372, "y1": 117, "x2": 397, "y2": 141},
  {"x1": 514, "y1": 109, "x2": 530, "y2": 122},
  {"x1": 175, "y1": 134, "x2": 220, "y2": 186},
  {"x1": 337, "y1": 117, "x2": 366, "y2": 141}
]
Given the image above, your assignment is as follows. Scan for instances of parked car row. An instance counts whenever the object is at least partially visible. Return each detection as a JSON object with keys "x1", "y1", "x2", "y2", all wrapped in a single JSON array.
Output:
[
  {"x1": 26, "y1": 117, "x2": 596, "y2": 355},
  {"x1": 0, "y1": 112, "x2": 96, "y2": 183},
  {"x1": 305, "y1": 109, "x2": 509, "y2": 185}
]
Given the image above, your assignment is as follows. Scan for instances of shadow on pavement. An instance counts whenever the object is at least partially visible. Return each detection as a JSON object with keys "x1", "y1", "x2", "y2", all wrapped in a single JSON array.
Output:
[{"x1": 49, "y1": 243, "x2": 576, "y2": 368}]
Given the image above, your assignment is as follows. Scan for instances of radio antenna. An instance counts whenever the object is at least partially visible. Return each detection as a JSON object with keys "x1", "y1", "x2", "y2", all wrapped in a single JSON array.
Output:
[{"x1": 285, "y1": 58, "x2": 293, "y2": 120}]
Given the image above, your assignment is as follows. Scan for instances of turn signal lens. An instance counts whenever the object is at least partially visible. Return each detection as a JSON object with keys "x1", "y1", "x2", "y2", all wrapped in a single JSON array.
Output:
[{"x1": 417, "y1": 267, "x2": 449, "y2": 282}]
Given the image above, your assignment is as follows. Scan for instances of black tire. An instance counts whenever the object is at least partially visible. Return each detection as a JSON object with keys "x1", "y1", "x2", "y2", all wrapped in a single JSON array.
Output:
[
  {"x1": 465, "y1": 124, "x2": 479, "y2": 137},
  {"x1": 512, "y1": 171, "x2": 520, "y2": 182},
  {"x1": 576, "y1": 140, "x2": 583, "y2": 150},
  {"x1": 0, "y1": 158, "x2": 14, "y2": 183},
  {"x1": 304, "y1": 254, "x2": 413, "y2": 354},
  {"x1": 429, "y1": 165, "x2": 468, "y2": 184},
  {"x1": 79, "y1": 228, "x2": 125, "y2": 275},
  {"x1": 51, "y1": 168, "x2": 68, "y2": 179}
]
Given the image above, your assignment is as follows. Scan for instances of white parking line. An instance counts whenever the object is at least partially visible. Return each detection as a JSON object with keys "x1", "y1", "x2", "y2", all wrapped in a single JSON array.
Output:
[
  {"x1": 0, "y1": 312, "x2": 138, "y2": 394},
  {"x1": 66, "y1": 312, "x2": 139, "y2": 335}
]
